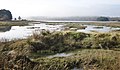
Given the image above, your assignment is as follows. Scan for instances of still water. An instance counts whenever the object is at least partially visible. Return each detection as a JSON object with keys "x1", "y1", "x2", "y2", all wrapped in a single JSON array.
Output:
[
  {"x1": 0, "y1": 23, "x2": 64, "y2": 41},
  {"x1": 0, "y1": 22, "x2": 120, "y2": 40},
  {"x1": 77, "y1": 25, "x2": 120, "y2": 33}
]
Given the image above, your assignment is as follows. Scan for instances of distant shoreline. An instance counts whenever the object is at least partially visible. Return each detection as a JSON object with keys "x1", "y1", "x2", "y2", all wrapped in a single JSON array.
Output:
[{"x1": 38, "y1": 20, "x2": 119, "y2": 23}]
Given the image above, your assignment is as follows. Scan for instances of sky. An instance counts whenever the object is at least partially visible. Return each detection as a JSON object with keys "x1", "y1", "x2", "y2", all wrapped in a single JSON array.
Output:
[{"x1": 0, "y1": 0, "x2": 120, "y2": 18}]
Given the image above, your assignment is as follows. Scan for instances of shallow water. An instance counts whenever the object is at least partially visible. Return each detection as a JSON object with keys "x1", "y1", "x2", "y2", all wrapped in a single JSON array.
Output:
[
  {"x1": 47, "y1": 53, "x2": 73, "y2": 58},
  {"x1": 77, "y1": 25, "x2": 120, "y2": 33},
  {"x1": 0, "y1": 22, "x2": 120, "y2": 40},
  {"x1": 71, "y1": 67, "x2": 83, "y2": 70},
  {"x1": 0, "y1": 23, "x2": 64, "y2": 41}
]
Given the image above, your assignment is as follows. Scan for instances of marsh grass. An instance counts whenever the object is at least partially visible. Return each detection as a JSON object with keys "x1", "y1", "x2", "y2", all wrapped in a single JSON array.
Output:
[
  {"x1": 0, "y1": 31, "x2": 120, "y2": 70},
  {"x1": 0, "y1": 49, "x2": 120, "y2": 70},
  {"x1": 64, "y1": 23, "x2": 87, "y2": 29},
  {"x1": 27, "y1": 31, "x2": 89, "y2": 54},
  {"x1": 0, "y1": 31, "x2": 120, "y2": 55},
  {"x1": 0, "y1": 21, "x2": 30, "y2": 26},
  {"x1": 21, "y1": 31, "x2": 120, "y2": 60},
  {"x1": 33, "y1": 49, "x2": 120, "y2": 70},
  {"x1": 46, "y1": 22, "x2": 120, "y2": 28}
]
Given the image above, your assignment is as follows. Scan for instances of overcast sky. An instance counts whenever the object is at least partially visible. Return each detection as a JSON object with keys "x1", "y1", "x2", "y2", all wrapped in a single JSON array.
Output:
[{"x1": 0, "y1": 0, "x2": 120, "y2": 18}]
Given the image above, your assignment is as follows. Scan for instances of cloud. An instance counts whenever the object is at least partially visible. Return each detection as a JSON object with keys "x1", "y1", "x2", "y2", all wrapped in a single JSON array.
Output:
[{"x1": 0, "y1": 0, "x2": 120, "y2": 17}]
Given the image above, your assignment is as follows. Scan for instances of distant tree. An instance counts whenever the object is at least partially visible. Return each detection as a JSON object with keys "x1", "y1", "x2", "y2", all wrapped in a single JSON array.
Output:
[
  {"x1": 118, "y1": 20, "x2": 120, "y2": 22},
  {"x1": 0, "y1": 9, "x2": 12, "y2": 21},
  {"x1": 14, "y1": 18, "x2": 17, "y2": 20},
  {"x1": 97, "y1": 17, "x2": 109, "y2": 21},
  {"x1": 18, "y1": 16, "x2": 21, "y2": 20}
]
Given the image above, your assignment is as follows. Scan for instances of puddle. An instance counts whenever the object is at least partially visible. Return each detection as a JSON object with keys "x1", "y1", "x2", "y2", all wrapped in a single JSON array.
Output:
[
  {"x1": 47, "y1": 53, "x2": 73, "y2": 58},
  {"x1": 71, "y1": 67, "x2": 83, "y2": 70}
]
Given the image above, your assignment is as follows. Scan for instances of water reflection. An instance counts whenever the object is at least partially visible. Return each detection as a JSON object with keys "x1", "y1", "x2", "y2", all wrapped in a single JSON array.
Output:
[
  {"x1": 0, "y1": 23, "x2": 64, "y2": 40},
  {"x1": 71, "y1": 67, "x2": 83, "y2": 70},
  {"x1": 0, "y1": 23, "x2": 120, "y2": 40},
  {"x1": 47, "y1": 53, "x2": 73, "y2": 58},
  {"x1": 0, "y1": 26, "x2": 11, "y2": 32},
  {"x1": 77, "y1": 25, "x2": 120, "y2": 33}
]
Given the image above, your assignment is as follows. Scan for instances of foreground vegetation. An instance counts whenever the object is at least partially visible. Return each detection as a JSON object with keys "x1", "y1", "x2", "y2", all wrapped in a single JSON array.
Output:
[
  {"x1": 0, "y1": 31, "x2": 120, "y2": 70},
  {"x1": 0, "y1": 49, "x2": 120, "y2": 70},
  {"x1": 33, "y1": 49, "x2": 120, "y2": 70}
]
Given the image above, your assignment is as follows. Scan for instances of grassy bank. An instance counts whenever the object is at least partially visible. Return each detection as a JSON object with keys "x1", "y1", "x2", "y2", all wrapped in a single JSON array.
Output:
[
  {"x1": 46, "y1": 21, "x2": 120, "y2": 28},
  {"x1": 0, "y1": 49, "x2": 120, "y2": 70},
  {"x1": 0, "y1": 31, "x2": 120, "y2": 70},
  {"x1": 33, "y1": 49, "x2": 120, "y2": 70},
  {"x1": 0, "y1": 21, "x2": 32, "y2": 32},
  {"x1": 0, "y1": 21, "x2": 31, "y2": 26}
]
